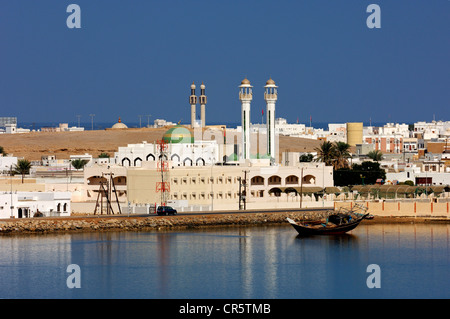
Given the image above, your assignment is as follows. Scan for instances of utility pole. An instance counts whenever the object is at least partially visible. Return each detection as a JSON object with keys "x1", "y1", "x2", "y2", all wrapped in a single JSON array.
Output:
[
  {"x1": 300, "y1": 167, "x2": 304, "y2": 209},
  {"x1": 239, "y1": 170, "x2": 249, "y2": 210},
  {"x1": 89, "y1": 114, "x2": 95, "y2": 130},
  {"x1": 146, "y1": 114, "x2": 152, "y2": 127},
  {"x1": 76, "y1": 115, "x2": 81, "y2": 127}
]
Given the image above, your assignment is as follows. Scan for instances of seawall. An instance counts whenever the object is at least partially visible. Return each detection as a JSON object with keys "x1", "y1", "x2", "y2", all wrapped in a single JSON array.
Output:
[
  {"x1": 0, "y1": 210, "x2": 448, "y2": 235},
  {"x1": 0, "y1": 211, "x2": 327, "y2": 234}
]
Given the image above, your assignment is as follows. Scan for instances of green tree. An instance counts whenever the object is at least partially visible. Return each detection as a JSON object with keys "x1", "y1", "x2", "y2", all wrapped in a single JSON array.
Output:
[
  {"x1": 14, "y1": 159, "x2": 31, "y2": 183},
  {"x1": 98, "y1": 152, "x2": 110, "y2": 158},
  {"x1": 334, "y1": 161, "x2": 386, "y2": 186},
  {"x1": 333, "y1": 142, "x2": 351, "y2": 169},
  {"x1": 71, "y1": 159, "x2": 88, "y2": 170},
  {"x1": 314, "y1": 141, "x2": 335, "y2": 166},
  {"x1": 299, "y1": 153, "x2": 314, "y2": 162},
  {"x1": 367, "y1": 150, "x2": 383, "y2": 162},
  {"x1": 0, "y1": 146, "x2": 6, "y2": 156}
]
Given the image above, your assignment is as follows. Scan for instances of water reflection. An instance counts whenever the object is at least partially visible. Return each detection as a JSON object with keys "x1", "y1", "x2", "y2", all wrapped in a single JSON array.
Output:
[{"x1": 0, "y1": 223, "x2": 448, "y2": 298}]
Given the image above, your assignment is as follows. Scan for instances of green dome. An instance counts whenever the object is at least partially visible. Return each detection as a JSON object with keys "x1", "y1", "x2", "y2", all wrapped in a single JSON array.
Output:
[{"x1": 162, "y1": 125, "x2": 194, "y2": 144}]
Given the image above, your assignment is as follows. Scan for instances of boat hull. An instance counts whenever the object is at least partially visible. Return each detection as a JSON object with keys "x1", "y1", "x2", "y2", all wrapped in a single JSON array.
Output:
[{"x1": 287, "y1": 213, "x2": 369, "y2": 236}]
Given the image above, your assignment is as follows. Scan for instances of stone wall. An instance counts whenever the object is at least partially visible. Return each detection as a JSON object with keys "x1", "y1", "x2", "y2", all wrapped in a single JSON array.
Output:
[
  {"x1": 335, "y1": 200, "x2": 450, "y2": 217},
  {"x1": 0, "y1": 211, "x2": 330, "y2": 234}
]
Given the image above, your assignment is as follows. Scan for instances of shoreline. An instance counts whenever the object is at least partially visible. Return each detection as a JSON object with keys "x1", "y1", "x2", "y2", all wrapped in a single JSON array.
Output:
[{"x1": 0, "y1": 211, "x2": 449, "y2": 235}]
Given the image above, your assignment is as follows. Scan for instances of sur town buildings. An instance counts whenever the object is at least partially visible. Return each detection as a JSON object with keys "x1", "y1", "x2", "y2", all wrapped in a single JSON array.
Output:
[{"x1": 0, "y1": 79, "x2": 449, "y2": 216}]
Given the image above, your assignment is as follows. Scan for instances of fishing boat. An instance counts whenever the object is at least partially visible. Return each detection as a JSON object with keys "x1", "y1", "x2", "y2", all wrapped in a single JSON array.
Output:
[{"x1": 287, "y1": 204, "x2": 372, "y2": 236}]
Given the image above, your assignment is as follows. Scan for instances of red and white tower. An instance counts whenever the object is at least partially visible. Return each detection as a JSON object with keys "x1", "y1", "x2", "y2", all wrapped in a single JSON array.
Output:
[{"x1": 156, "y1": 139, "x2": 170, "y2": 207}]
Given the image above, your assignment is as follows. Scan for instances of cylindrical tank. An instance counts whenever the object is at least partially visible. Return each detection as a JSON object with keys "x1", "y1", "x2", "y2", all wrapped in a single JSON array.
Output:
[{"x1": 346, "y1": 122, "x2": 363, "y2": 146}]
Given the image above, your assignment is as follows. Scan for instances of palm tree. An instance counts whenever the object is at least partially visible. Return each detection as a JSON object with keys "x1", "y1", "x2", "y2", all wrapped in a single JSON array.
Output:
[
  {"x1": 314, "y1": 141, "x2": 335, "y2": 166},
  {"x1": 0, "y1": 146, "x2": 6, "y2": 156},
  {"x1": 14, "y1": 159, "x2": 31, "y2": 183},
  {"x1": 367, "y1": 150, "x2": 383, "y2": 162},
  {"x1": 333, "y1": 142, "x2": 351, "y2": 169},
  {"x1": 71, "y1": 159, "x2": 88, "y2": 170}
]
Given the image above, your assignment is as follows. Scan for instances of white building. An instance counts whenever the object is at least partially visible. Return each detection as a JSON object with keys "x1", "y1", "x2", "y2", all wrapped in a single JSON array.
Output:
[
  {"x1": 70, "y1": 153, "x2": 93, "y2": 166},
  {"x1": 114, "y1": 126, "x2": 219, "y2": 167},
  {"x1": 413, "y1": 120, "x2": 450, "y2": 140},
  {"x1": 153, "y1": 119, "x2": 176, "y2": 128},
  {"x1": 0, "y1": 191, "x2": 71, "y2": 219},
  {"x1": 4, "y1": 123, "x2": 30, "y2": 134},
  {"x1": 0, "y1": 155, "x2": 17, "y2": 174}
]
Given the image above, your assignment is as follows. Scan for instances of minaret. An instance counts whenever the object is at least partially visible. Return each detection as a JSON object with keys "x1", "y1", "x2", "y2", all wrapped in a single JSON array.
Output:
[
  {"x1": 189, "y1": 82, "x2": 197, "y2": 128},
  {"x1": 200, "y1": 82, "x2": 207, "y2": 128},
  {"x1": 239, "y1": 78, "x2": 252, "y2": 160},
  {"x1": 264, "y1": 78, "x2": 278, "y2": 159}
]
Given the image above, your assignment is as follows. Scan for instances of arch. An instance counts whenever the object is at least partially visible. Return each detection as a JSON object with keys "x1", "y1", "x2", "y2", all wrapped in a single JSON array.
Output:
[
  {"x1": 183, "y1": 157, "x2": 193, "y2": 166},
  {"x1": 284, "y1": 187, "x2": 298, "y2": 194},
  {"x1": 196, "y1": 158, "x2": 206, "y2": 166},
  {"x1": 268, "y1": 187, "x2": 282, "y2": 197},
  {"x1": 159, "y1": 154, "x2": 168, "y2": 161},
  {"x1": 134, "y1": 157, "x2": 142, "y2": 166},
  {"x1": 285, "y1": 175, "x2": 299, "y2": 185},
  {"x1": 113, "y1": 176, "x2": 127, "y2": 185},
  {"x1": 122, "y1": 157, "x2": 131, "y2": 167},
  {"x1": 171, "y1": 154, "x2": 181, "y2": 162},
  {"x1": 88, "y1": 176, "x2": 107, "y2": 186},
  {"x1": 302, "y1": 174, "x2": 316, "y2": 184},
  {"x1": 251, "y1": 176, "x2": 264, "y2": 186},
  {"x1": 57, "y1": 203, "x2": 61, "y2": 212},
  {"x1": 146, "y1": 153, "x2": 155, "y2": 161},
  {"x1": 18, "y1": 208, "x2": 23, "y2": 218},
  {"x1": 268, "y1": 175, "x2": 282, "y2": 185},
  {"x1": 63, "y1": 203, "x2": 67, "y2": 212}
]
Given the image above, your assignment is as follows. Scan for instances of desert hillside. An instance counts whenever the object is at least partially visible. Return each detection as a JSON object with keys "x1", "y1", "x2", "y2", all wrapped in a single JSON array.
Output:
[{"x1": 0, "y1": 127, "x2": 322, "y2": 161}]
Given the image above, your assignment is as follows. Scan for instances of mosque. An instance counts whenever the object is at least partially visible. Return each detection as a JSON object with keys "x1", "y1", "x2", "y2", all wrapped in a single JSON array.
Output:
[
  {"x1": 111, "y1": 117, "x2": 128, "y2": 129},
  {"x1": 114, "y1": 78, "x2": 279, "y2": 167},
  {"x1": 103, "y1": 78, "x2": 335, "y2": 211},
  {"x1": 114, "y1": 125, "x2": 219, "y2": 167}
]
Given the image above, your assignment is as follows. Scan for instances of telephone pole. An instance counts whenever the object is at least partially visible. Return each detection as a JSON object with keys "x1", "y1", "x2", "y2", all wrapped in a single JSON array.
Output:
[{"x1": 89, "y1": 114, "x2": 95, "y2": 130}]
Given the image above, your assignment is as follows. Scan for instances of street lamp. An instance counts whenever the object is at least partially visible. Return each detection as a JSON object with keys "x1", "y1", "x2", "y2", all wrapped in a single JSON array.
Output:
[{"x1": 10, "y1": 165, "x2": 14, "y2": 218}]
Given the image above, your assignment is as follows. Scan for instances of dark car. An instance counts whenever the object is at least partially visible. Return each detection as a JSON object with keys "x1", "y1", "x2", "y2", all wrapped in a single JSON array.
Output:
[{"x1": 157, "y1": 206, "x2": 177, "y2": 216}]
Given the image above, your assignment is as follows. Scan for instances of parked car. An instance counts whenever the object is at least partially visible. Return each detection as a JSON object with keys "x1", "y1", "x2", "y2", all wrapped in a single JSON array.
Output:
[{"x1": 157, "y1": 206, "x2": 177, "y2": 216}]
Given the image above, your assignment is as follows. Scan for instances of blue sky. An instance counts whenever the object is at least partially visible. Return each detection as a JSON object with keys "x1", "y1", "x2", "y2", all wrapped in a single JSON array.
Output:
[{"x1": 1, "y1": 1, "x2": 449, "y2": 127}]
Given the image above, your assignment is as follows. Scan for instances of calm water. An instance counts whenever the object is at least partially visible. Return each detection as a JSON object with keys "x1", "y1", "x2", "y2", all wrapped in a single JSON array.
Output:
[{"x1": 0, "y1": 223, "x2": 448, "y2": 299}]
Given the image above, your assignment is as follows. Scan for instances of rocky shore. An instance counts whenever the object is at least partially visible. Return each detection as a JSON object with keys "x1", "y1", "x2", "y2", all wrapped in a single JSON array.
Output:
[{"x1": 0, "y1": 211, "x2": 448, "y2": 235}]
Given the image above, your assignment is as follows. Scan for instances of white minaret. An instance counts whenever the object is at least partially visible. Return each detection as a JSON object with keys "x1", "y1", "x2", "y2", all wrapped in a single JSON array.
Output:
[
  {"x1": 200, "y1": 81, "x2": 207, "y2": 128},
  {"x1": 239, "y1": 78, "x2": 252, "y2": 160},
  {"x1": 264, "y1": 78, "x2": 278, "y2": 159},
  {"x1": 189, "y1": 82, "x2": 197, "y2": 128}
]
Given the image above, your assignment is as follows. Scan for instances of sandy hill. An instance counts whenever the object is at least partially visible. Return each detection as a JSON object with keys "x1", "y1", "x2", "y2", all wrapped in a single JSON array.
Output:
[{"x1": 0, "y1": 127, "x2": 322, "y2": 161}]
